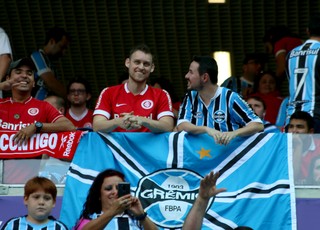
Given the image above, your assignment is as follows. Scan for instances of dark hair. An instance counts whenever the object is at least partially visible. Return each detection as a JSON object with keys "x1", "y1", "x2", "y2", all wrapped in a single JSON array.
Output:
[
  {"x1": 45, "y1": 26, "x2": 71, "y2": 45},
  {"x1": 7, "y1": 57, "x2": 36, "y2": 76},
  {"x1": 253, "y1": 70, "x2": 279, "y2": 93},
  {"x1": 289, "y1": 111, "x2": 314, "y2": 130},
  {"x1": 67, "y1": 77, "x2": 92, "y2": 94},
  {"x1": 118, "y1": 71, "x2": 129, "y2": 84},
  {"x1": 263, "y1": 25, "x2": 295, "y2": 44},
  {"x1": 79, "y1": 169, "x2": 125, "y2": 219},
  {"x1": 128, "y1": 44, "x2": 154, "y2": 63},
  {"x1": 24, "y1": 177, "x2": 57, "y2": 202},
  {"x1": 150, "y1": 77, "x2": 179, "y2": 102},
  {"x1": 242, "y1": 53, "x2": 268, "y2": 66},
  {"x1": 246, "y1": 95, "x2": 266, "y2": 110},
  {"x1": 45, "y1": 94, "x2": 66, "y2": 111},
  {"x1": 308, "y1": 15, "x2": 320, "y2": 37},
  {"x1": 192, "y1": 56, "x2": 218, "y2": 84}
]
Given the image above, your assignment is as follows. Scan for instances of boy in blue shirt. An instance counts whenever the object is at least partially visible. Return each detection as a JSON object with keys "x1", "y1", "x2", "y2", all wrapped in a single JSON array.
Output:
[{"x1": 1, "y1": 177, "x2": 67, "y2": 230}]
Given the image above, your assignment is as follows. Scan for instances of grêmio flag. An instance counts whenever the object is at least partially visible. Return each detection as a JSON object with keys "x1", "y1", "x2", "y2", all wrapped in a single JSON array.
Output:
[{"x1": 60, "y1": 132, "x2": 296, "y2": 230}]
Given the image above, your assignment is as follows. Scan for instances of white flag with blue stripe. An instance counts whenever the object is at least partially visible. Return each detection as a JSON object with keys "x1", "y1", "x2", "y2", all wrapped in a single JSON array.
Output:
[{"x1": 60, "y1": 132, "x2": 296, "y2": 230}]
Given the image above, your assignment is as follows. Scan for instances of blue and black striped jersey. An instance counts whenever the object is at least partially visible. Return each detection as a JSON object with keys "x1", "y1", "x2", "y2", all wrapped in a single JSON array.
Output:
[
  {"x1": 286, "y1": 39, "x2": 320, "y2": 125},
  {"x1": 177, "y1": 87, "x2": 261, "y2": 131},
  {"x1": 1, "y1": 216, "x2": 68, "y2": 230},
  {"x1": 221, "y1": 76, "x2": 253, "y2": 97}
]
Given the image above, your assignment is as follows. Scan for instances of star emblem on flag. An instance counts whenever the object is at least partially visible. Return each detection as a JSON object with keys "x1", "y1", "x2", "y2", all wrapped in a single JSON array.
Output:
[{"x1": 197, "y1": 147, "x2": 212, "y2": 159}]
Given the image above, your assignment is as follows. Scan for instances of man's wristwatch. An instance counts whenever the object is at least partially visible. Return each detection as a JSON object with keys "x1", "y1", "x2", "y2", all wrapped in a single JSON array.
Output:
[{"x1": 35, "y1": 121, "x2": 43, "y2": 133}]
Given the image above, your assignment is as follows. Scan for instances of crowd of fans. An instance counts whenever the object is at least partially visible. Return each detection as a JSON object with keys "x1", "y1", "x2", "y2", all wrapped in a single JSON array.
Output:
[{"x1": 0, "y1": 15, "x2": 320, "y2": 229}]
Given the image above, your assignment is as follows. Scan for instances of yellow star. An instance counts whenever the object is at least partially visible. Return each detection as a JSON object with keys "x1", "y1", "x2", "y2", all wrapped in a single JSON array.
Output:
[{"x1": 197, "y1": 147, "x2": 212, "y2": 159}]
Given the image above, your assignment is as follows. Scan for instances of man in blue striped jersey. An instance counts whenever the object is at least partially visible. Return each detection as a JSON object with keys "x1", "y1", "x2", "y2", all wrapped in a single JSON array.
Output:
[
  {"x1": 31, "y1": 27, "x2": 71, "y2": 100},
  {"x1": 221, "y1": 53, "x2": 266, "y2": 98},
  {"x1": 177, "y1": 56, "x2": 263, "y2": 145},
  {"x1": 286, "y1": 16, "x2": 320, "y2": 132}
]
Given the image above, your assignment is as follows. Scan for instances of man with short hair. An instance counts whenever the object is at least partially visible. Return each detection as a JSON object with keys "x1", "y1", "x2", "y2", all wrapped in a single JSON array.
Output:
[
  {"x1": 44, "y1": 95, "x2": 66, "y2": 115},
  {"x1": 221, "y1": 53, "x2": 266, "y2": 98},
  {"x1": 287, "y1": 111, "x2": 318, "y2": 184},
  {"x1": 93, "y1": 44, "x2": 174, "y2": 133},
  {"x1": 287, "y1": 111, "x2": 314, "y2": 134},
  {"x1": 31, "y1": 27, "x2": 71, "y2": 100},
  {"x1": 66, "y1": 77, "x2": 93, "y2": 129},
  {"x1": 177, "y1": 56, "x2": 263, "y2": 145},
  {"x1": 0, "y1": 57, "x2": 75, "y2": 183},
  {"x1": 246, "y1": 96, "x2": 280, "y2": 133}
]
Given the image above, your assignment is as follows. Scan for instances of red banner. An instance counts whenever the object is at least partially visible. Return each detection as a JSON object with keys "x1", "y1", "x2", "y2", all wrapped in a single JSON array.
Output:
[{"x1": 0, "y1": 131, "x2": 85, "y2": 160}]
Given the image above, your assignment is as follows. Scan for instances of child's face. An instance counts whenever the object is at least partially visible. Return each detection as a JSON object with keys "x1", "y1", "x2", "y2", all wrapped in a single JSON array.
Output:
[{"x1": 24, "y1": 189, "x2": 55, "y2": 224}]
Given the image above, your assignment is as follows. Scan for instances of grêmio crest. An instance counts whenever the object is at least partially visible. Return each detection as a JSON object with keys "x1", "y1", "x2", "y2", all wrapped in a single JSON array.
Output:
[{"x1": 135, "y1": 168, "x2": 214, "y2": 228}]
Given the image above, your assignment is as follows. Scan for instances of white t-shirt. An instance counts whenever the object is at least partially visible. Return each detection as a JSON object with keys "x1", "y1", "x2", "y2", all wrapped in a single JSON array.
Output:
[
  {"x1": 0, "y1": 27, "x2": 12, "y2": 56},
  {"x1": 0, "y1": 27, "x2": 12, "y2": 98}
]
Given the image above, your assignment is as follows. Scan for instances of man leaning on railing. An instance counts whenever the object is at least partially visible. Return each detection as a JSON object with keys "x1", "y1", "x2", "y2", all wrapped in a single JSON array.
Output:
[{"x1": 0, "y1": 57, "x2": 75, "y2": 183}]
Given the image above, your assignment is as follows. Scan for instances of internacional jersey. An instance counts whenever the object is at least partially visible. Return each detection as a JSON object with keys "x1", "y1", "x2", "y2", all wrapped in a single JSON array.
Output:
[
  {"x1": 286, "y1": 39, "x2": 320, "y2": 125},
  {"x1": 66, "y1": 108, "x2": 93, "y2": 129},
  {"x1": 0, "y1": 96, "x2": 63, "y2": 131},
  {"x1": 177, "y1": 87, "x2": 262, "y2": 132},
  {"x1": 93, "y1": 83, "x2": 174, "y2": 132}
]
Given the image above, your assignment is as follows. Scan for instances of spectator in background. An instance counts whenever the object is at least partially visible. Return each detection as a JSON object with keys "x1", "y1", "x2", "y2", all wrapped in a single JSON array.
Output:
[
  {"x1": 250, "y1": 70, "x2": 283, "y2": 124},
  {"x1": 0, "y1": 57, "x2": 75, "y2": 183},
  {"x1": 177, "y1": 56, "x2": 263, "y2": 145},
  {"x1": 0, "y1": 57, "x2": 75, "y2": 142},
  {"x1": 222, "y1": 53, "x2": 266, "y2": 98},
  {"x1": 150, "y1": 77, "x2": 181, "y2": 120},
  {"x1": 66, "y1": 78, "x2": 93, "y2": 129},
  {"x1": 44, "y1": 95, "x2": 66, "y2": 115},
  {"x1": 119, "y1": 71, "x2": 129, "y2": 84},
  {"x1": 286, "y1": 16, "x2": 320, "y2": 133},
  {"x1": 42, "y1": 94, "x2": 70, "y2": 184},
  {"x1": 263, "y1": 25, "x2": 302, "y2": 79},
  {"x1": 0, "y1": 27, "x2": 12, "y2": 98},
  {"x1": 307, "y1": 156, "x2": 320, "y2": 185},
  {"x1": 275, "y1": 96, "x2": 289, "y2": 131},
  {"x1": 0, "y1": 177, "x2": 68, "y2": 230},
  {"x1": 286, "y1": 111, "x2": 320, "y2": 184},
  {"x1": 93, "y1": 44, "x2": 174, "y2": 133},
  {"x1": 31, "y1": 27, "x2": 71, "y2": 100},
  {"x1": 246, "y1": 96, "x2": 280, "y2": 133}
]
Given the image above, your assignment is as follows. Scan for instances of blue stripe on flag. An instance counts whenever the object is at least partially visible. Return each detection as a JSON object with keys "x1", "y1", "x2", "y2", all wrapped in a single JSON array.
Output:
[{"x1": 60, "y1": 132, "x2": 296, "y2": 230}]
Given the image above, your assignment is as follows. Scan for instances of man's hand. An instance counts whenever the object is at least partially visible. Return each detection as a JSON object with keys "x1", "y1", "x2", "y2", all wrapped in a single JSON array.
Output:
[
  {"x1": 121, "y1": 112, "x2": 142, "y2": 130},
  {"x1": 198, "y1": 171, "x2": 226, "y2": 200},
  {"x1": 217, "y1": 131, "x2": 237, "y2": 145},
  {"x1": 207, "y1": 128, "x2": 237, "y2": 145},
  {"x1": 0, "y1": 79, "x2": 19, "y2": 91},
  {"x1": 206, "y1": 128, "x2": 222, "y2": 144},
  {"x1": 13, "y1": 123, "x2": 36, "y2": 145}
]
